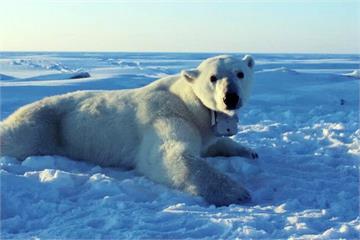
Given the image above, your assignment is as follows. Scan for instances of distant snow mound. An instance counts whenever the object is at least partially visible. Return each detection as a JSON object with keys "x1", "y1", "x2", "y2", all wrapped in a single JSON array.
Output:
[
  {"x1": 24, "y1": 71, "x2": 91, "y2": 81},
  {"x1": 118, "y1": 60, "x2": 141, "y2": 68},
  {"x1": 143, "y1": 73, "x2": 170, "y2": 79},
  {"x1": 0, "y1": 73, "x2": 16, "y2": 80},
  {"x1": 11, "y1": 59, "x2": 72, "y2": 72},
  {"x1": 342, "y1": 70, "x2": 360, "y2": 79},
  {"x1": 69, "y1": 72, "x2": 91, "y2": 79},
  {"x1": 108, "y1": 59, "x2": 142, "y2": 69},
  {"x1": 257, "y1": 67, "x2": 298, "y2": 74}
]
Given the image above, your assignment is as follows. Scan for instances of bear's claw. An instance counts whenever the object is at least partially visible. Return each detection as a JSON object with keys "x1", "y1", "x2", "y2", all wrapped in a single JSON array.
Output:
[
  {"x1": 251, "y1": 152, "x2": 259, "y2": 159},
  {"x1": 238, "y1": 188, "x2": 251, "y2": 202}
]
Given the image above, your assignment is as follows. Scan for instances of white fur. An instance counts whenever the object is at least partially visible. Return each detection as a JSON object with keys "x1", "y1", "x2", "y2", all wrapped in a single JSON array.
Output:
[{"x1": 0, "y1": 55, "x2": 257, "y2": 206}]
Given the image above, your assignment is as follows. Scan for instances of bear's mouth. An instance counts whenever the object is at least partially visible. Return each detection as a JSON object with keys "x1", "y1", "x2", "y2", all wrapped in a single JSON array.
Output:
[
  {"x1": 225, "y1": 102, "x2": 242, "y2": 111},
  {"x1": 222, "y1": 109, "x2": 237, "y2": 117}
]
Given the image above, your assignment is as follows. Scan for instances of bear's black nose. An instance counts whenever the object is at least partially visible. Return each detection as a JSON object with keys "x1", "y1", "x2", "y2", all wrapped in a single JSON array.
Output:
[{"x1": 224, "y1": 92, "x2": 240, "y2": 109}]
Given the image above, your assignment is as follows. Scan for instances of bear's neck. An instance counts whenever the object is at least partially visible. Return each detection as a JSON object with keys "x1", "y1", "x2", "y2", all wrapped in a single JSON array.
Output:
[{"x1": 169, "y1": 77, "x2": 212, "y2": 132}]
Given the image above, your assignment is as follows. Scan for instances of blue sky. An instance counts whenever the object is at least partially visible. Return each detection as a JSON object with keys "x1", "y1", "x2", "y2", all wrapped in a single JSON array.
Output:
[{"x1": 1, "y1": 0, "x2": 359, "y2": 53}]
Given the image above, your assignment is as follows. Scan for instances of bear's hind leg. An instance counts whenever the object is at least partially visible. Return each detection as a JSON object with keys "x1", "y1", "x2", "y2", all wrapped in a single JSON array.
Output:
[{"x1": 0, "y1": 105, "x2": 64, "y2": 160}]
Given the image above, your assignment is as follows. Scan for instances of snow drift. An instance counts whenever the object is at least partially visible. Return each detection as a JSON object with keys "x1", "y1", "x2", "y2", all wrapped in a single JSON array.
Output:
[{"x1": 0, "y1": 52, "x2": 359, "y2": 239}]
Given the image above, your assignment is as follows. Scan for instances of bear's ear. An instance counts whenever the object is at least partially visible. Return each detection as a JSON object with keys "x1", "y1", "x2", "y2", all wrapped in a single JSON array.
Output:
[
  {"x1": 242, "y1": 55, "x2": 255, "y2": 69},
  {"x1": 181, "y1": 69, "x2": 200, "y2": 82}
]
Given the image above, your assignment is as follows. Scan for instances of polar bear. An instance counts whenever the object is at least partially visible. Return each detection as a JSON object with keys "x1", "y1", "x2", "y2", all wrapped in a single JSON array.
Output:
[{"x1": 0, "y1": 55, "x2": 258, "y2": 206}]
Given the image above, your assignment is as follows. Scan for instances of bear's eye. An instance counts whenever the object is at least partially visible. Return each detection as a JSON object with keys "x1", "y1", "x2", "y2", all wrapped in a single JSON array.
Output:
[
  {"x1": 237, "y1": 72, "x2": 244, "y2": 79},
  {"x1": 210, "y1": 75, "x2": 217, "y2": 82}
]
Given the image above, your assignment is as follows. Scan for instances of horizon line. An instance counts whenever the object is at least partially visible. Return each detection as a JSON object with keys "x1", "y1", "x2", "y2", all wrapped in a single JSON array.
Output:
[{"x1": 1, "y1": 50, "x2": 359, "y2": 55}]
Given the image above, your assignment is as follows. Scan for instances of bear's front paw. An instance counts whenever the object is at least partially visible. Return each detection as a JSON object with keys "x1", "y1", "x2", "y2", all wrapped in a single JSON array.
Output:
[
  {"x1": 202, "y1": 175, "x2": 251, "y2": 206},
  {"x1": 245, "y1": 148, "x2": 259, "y2": 160},
  {"x1": 232, "y1": 185, "x2": 251, "y2": 203}
]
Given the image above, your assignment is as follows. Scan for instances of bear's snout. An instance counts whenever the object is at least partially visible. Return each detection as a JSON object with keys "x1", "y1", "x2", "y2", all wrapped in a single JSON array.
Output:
[{"x1": 223, "y1": 92, "x2": 241, "y2": 109}]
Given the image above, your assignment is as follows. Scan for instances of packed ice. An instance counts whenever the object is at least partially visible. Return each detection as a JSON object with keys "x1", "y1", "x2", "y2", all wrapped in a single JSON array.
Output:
[{"x1": 0, "y1": 52, "x2": 359, "y2": 239}]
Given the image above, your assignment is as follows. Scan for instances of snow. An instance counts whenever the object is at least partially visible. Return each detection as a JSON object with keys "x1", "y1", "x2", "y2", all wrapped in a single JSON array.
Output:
[
  {"x1": 0, "y1": 52, "x2": 359, "y2": 239},
  {"x1": 343, "y1": 69, "x2": 360, "y2": 79}
]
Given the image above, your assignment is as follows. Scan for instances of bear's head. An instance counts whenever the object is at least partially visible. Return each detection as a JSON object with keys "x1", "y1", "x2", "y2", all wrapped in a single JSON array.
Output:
[{"x1": 181, "y1": 55, "x2": 255, "y2": 115}]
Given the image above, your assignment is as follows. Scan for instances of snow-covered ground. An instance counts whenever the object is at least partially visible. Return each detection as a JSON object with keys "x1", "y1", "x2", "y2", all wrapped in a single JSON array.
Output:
[{"x1": 0, "y1": 52, "x2": 359, "y2": 239}]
